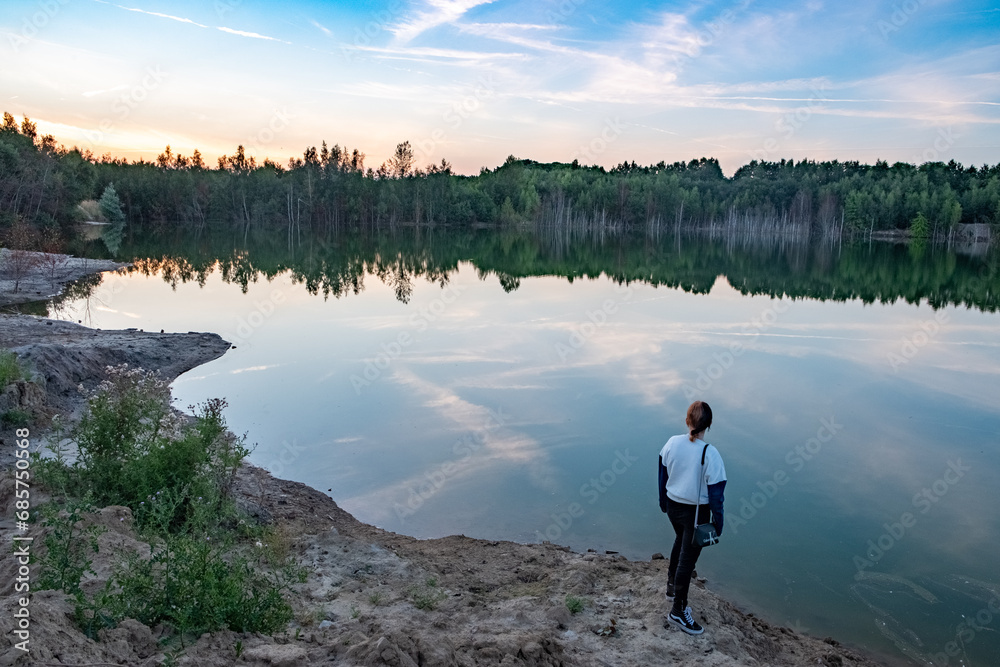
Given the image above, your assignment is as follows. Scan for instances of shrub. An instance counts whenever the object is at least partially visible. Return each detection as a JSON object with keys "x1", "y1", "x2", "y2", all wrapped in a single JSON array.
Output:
[
  {"x1": 70, "y1": 366, "x2": 248, "y2": 533},
  {"x1": 90, "y1": 533, "x2": 297, "y2": 637},
  {"x1": 36, "y1": 500, "x2": 103, "y2": 596},
  {"x1": 0, "y1": 349, "x2": 23, "y2": 388},
  {"x1": 33, "y1": 363, "x2": 296, "y2": 641},
  {"x1": 1, "y1": 408, "x2": 32, "y2": 427}
]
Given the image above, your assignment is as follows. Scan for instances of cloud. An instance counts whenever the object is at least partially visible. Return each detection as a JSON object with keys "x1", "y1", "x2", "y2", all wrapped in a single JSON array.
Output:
[
  {"x1": 426, "y1": 1, "x2": 997, "y2": 129},
  {"x1": 356, "y1": 43, "x2": 526, "y2": 62},
  {"x1": 390, "y1": 0, "x2": 498, "y2": 43},
  {"x1": 82, "y1": 84, "x2": 129, "y2": 98},
  {"x1": 372, "y1": 365, "x2": 558, "y2": 487},
  {"x1": 93, "y1": 1, "x2": 208, "y2": 28},
  {"x1": 335, "y1": 80, "x2": 442, "y2": 103},
  {"x1": 94, "y1": 0, "x2": 290, "y2": 45},
  {"x1": 462, "y1": 21, "x2": 561, "y2": 32},
  {"x1": 638, "y1": 12, "x2": 708, "y2": 66},
  {"x1": 310, "y1": 19, "x2": 333, "y2": 37},
  {"x1": 217, "y1": 27, "x2": 289, "y2": 43},
  {"x1": 455, "y1": 9, "x2": 1000, "y2": 128},
  {"x1": 348, "y1": 42, "x2": 528, "y2": 71},
  {"x1": 230, "y1": 364, "x2": 281, "y2": 374}
]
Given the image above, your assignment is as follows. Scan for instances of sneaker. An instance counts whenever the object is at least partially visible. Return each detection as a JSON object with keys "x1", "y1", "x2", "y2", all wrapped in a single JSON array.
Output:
[
  {"x1": 668, "y1": 606, "x2": 704, "y2": 635},
  {"x1": 666, "y1": 580, "x2": 675, "y2": 598}
]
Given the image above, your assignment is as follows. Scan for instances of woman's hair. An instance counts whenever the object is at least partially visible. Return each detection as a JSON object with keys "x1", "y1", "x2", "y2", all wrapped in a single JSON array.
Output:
[{"x1": 686, "y1": 401, "x2": 713, "y2": 442}]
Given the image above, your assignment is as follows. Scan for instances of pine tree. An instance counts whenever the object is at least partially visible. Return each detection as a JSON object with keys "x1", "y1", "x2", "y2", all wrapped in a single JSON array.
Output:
[
  {"x1": 99, "y1": 183, "x2": 126, "y2": 254},
  {"x1": 98, "y1": 183, "x2": 126, "y2": 225}
]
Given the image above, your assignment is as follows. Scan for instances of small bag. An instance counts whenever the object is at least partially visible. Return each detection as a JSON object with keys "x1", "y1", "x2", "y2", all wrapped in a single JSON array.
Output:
[
  {"x1": 693, "y1": 443, "x2": 720, "y2": 548},
  {"x1": 694, "y1": 522, "x2": 719, "y2": 547}
]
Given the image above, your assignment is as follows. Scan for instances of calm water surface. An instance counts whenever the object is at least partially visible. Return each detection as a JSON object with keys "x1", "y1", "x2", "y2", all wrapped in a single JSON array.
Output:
[{"x1": 48, "y1": 232, "x2": 1000, "y2": 666}]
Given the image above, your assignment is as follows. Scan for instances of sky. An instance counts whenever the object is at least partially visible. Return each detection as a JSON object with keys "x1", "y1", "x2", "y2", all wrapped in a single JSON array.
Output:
[{"x1": 2, "y1": 0, "x2": 999, "y2": 175}]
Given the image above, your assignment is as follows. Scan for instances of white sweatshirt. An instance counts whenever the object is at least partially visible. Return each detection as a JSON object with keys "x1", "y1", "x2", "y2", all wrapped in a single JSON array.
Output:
[{"x1": 659, "y1": 434, "x2": 727, "y2": 505}]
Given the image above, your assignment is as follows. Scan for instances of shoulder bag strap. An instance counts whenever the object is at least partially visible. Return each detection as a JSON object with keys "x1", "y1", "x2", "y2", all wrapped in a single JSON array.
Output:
[{"x1": 694, "y1": 443, "x2": 709, "y2": 529}]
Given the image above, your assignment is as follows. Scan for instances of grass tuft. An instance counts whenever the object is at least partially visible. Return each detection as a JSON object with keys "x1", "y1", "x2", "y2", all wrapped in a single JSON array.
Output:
[{"x1": 0, "y1": 349, "x2": 24, "y2": 389}]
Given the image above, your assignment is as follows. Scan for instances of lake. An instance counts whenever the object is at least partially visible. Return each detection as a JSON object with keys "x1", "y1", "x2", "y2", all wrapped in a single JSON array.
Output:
[{"x1": 48, "y1": 227, "x2": 1000, "y2": 666}]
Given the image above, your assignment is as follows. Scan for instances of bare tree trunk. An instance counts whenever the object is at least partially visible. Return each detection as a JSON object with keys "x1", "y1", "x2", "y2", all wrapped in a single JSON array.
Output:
[{"x1": 242, "y1": 192, "x2": 251, "y2": 244}]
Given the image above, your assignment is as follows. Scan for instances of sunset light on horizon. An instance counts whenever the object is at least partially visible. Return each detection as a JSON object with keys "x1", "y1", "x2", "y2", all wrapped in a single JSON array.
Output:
[{"x1": 3, "y1": 0, "x2": 999, "y2": 175}]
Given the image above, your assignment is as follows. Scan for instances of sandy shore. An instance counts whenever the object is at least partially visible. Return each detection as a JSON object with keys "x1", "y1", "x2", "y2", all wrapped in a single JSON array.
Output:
[
  {"x1": 0, "y1": 257, "x2": 886, "y2": 666},
  {"x1": 0, "y1": 249, "x2": 126, "y2": 309}
]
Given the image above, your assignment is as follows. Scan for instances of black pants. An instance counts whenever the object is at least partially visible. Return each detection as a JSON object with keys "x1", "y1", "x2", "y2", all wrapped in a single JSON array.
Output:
[{"x1": 666, "y1": 498, "x2": 711, "y2": 611}]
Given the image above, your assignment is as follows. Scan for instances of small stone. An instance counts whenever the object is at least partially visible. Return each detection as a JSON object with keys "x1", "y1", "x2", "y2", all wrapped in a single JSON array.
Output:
[
  {"x1": 519, "y1": 642, "x2": 542, "y2": 659},
  {"x1": 548, "y1": 604, "x2": 571, "y2": 629},
  {"x1": 243, "y1": 644, "x2": 308, "y2": 667},
  {"x1": 651, "y1": 553, "x2": 665, "y2": 560}
]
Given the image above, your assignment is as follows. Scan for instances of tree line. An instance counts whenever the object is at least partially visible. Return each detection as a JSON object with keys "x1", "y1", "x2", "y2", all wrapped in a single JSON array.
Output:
[{"x1": 2, "y1": 111, "x2": 1000, "y2": 249}]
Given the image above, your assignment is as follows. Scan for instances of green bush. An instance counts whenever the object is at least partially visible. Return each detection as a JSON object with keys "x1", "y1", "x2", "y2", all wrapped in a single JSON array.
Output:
[
  {"x1": 1, "y1": 408, "x2": 32, "y2": 427},
  {"x1": 0, "y1": 349, "x2": 23, "y2": 388},
  {"x1": 68, "y1": 366, "x2": 248, "y2": 533},
  {"x1": 33, "y1": 363, "x2": 296, "y2": 641},
  {"x1": 565, "y1": 595, "x2": 585, "y2": 614},
  {"x1": 88, "y1": 533, "x2": 297, "y2": 637},
  {"x1": 36, "y1": 500, "x2": 103, "y2": 596}
]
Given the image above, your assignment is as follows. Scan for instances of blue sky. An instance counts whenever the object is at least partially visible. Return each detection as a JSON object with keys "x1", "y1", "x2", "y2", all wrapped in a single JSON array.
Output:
[{"x1": 2, "y1": 0, "x2": 999, "y2": 174}]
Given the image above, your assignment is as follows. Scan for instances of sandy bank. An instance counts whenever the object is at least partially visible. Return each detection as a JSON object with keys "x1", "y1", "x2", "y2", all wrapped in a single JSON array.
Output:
[
  {"x1": 0, "y1": 249, "x2": 126, "y2": 309},
  {"x1": 0, "y1": 262, "x2": 886, "y2": 666}
]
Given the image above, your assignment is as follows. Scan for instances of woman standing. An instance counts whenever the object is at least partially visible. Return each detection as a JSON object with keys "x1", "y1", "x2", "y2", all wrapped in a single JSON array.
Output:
[{"x1": 658, "y1": 400, "x2": 727, "y2": 635}]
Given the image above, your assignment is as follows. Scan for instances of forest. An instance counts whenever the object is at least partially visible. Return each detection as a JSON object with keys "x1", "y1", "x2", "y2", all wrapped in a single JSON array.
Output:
[{"x1": 2, "y1": 111, "x2": 999, "y2": 251}]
